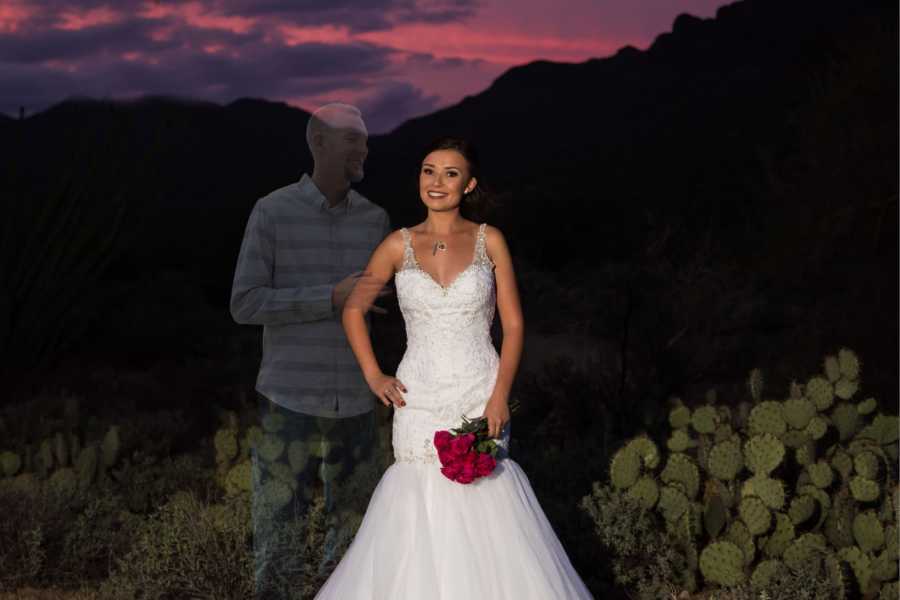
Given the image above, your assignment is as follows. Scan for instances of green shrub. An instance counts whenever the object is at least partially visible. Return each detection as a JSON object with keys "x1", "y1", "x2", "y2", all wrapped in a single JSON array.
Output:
[{"x1": 98, "y1": 490, "x2": 256, "y2": 600}]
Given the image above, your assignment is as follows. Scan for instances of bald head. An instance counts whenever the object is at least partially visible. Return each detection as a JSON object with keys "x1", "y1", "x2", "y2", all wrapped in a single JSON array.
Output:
[
  {"x1": 306, "y1": 103, "x2": 368, "y2": 183},
  {"x1": 306, "y1": 103, "x2": 367, "y2": 153}
]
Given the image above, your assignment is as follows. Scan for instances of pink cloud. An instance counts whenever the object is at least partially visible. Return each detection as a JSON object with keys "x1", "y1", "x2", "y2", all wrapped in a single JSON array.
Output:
[
  {"x1": 279, "y1": 24, "x2": 352, "y2": 46},
  {"x1": 137, "y1": 0, "x2": 256, "y2": 34},
  {"x1": 359, "y1": 23, "x2": 630, "y2": 66},
  {"x1": 55, "y1": 6, "x2": 122, "y2": 30},
  {"x1": 0, "y1": 1, "x2": 36, "y2": 33}
]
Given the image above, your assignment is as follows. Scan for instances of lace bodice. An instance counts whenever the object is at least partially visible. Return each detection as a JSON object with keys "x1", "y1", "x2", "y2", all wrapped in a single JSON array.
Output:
[{"x1": 391, "y1": 223, "x2": 509, "y2": 465}]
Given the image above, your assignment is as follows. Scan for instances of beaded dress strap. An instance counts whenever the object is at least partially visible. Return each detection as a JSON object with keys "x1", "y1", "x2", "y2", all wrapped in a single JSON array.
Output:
[
  {"x1": 400, "y1": 227, "x2": 417, "y2": 270},
  {"x1": 475, "y1": 223, "x2": 494, "y2": 267}
]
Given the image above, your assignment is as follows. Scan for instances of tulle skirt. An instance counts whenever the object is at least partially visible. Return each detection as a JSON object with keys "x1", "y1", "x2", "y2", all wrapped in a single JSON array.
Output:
[{"x1": 313, "y1": 456, "x2": 595, "y2": 599}]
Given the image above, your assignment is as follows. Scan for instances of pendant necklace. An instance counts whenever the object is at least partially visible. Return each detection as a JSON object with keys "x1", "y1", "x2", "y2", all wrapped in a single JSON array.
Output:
[{"x1": 432, "y1": 240, "x2": 447, "y2": 256}]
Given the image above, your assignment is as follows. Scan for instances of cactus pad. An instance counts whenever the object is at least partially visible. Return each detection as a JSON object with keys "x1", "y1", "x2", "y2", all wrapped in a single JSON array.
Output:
[
  {"x1": 825, "y1": 495, "x2": 856, "y2": 549},
  {"x1": 751, "y1": 559, "x2": 782, "y2": 589},
  {"x1": 806, "y1": 376, "x2": 834, "y2": 411},
  {"x1": 783, "y1": 397, "x2": 816, "y2": 430},
  {"x1": 871, "y1": 548, "x2": 897, "y2": 583},
  {"x1": 804, "y1": 415, "x2": 828, "y2": 440},
  {"x1": 700, "y1": 541, "x2": 746, "y2": 586},
  {"x1": 795, "y1": 440, "x2": 816, "y2": 467},
  {"x1": 837, "y1": 348, "x2": 861, "y2": 380},
  {"x1": 763, "y1": 511, "x2": 796, "y2": 558},
  {"x1": 258, "y1": 434, "x2": 286, "y2": 463},
  {"x1": 0, "y1": 451, "x2": 21, "y2": 477},
  {"x1": 780, "y1": 429, "x2": 810, "y2": 449},
  {"x1": 259, "y1": 479, "x2": 293, "y2": 511},
  {"x1": 832, "y1": 403, "x2": 860, "y2": 441},
  {"x1": 703, "y1": 493, "x2": 727, "y2": 538},
  {"x1": 708, "y1": 438, "x2": 743, "y2": 481},
  {"x1": 726, "y1": 519, "x2": 756, "y2": 565},
  {"x1": 739, "y1": 495, "x2": 772, "y2": 535},
  {"x1": 287, "y1": 440, "x2": 310, "y2": 474},
  {"x1": 798, "y1": 485, "x2": 832, "y2": 524},
  {"x1": 831, "y1": 449, "x2": 854, "y2": 480},
  {"x1": 824, "y1": 354, "x2": 841, "y2": 383},
  {"x1": 626, "y1": 476, "x2": 659, "y2": 509},
  {"x1": 884, "y1": 524, "x2": 898, "y2": 561},
  {"x1": 807, "y1": 461, "x2": 834, "y2": 489},
  {"x1": 101, "y1": 426, "x2": 120, "y2": 468},
  {"x1": 783, "y1": 532, "x2": 826, "y2": 572},
  {"x1": 625, "y1": 436, "x2": 661, "y2": 470},
  {"x1": 837, "y1": 545, "x2": 872, "y2": 594},
  {"x1": 214, "y1": 428, "x2": 239, "y2": 463},
  {"x1": 53, "y1": 432, "x2": 68, "y2": 468},
  {"x1": 669, "y1": 405, "x2": 691, "y2": 429},
  {"x1": 267, "y1": 461, "x2": 298, "y2": 490},
  {"x1": 609, "y1": 446, "x2": 641, "y2": 489},
  {"x1": 667, "y1": 429, "x2": 694, "y2": 453},
  {"x1": 745, "y1": 433, "x2": 785, "y2": 475},
  {"x1": 661, "y1": 453, "x2": 700, "y2": 499},
  {"x1": 691, "y1": 406, "x2": 718, "y2": 434},
  {"x1": 46, "y1": 467, "x2": 77, "y2": 501},
  {"x1": 742, "y1": 475, "x2": 786, "y2": 510},
  {"x1": 856, "y1": 397, "x2": 877, "y2": 416},
  {"x1": 261, "y1": 412, "x2": 286, "y2": 433},
  {"x1": 859, "y1": 414, "x2": 899, "y2": 446},
  {"x1": 318, "y1": 459, "x2": 344, "y2": 482},
  {"x1": 854, "y1": 451, "x2": 880, "y2": 480},
  {"x1": 658, "y1": 484, "x2": 689, "y2": 522},
  {"x1": 749, "y1": 401, "x2": 787, "y2": 437},
  {"x1": 850, "y1": 476, "x2": 880, "y2": 503},
  {"x1": 75, "y1": 445, "x2": 98, "y2": 492},
  {"x1": 789, "y1": 494, "x2": 817, "y2": 526},
  {"x1": 852, "y1": 511, "x2": 885, "y2": 553},
  {"x1": 223, "y1": 460, "x2": 252, "y2": 495},
  {"x1": 834, "y1": 377, "x2": 859, "y2": 401}
]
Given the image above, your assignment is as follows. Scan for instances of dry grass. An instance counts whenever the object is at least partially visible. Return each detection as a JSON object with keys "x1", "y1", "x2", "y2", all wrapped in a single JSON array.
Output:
[{"x1": 0, "y1": 588, "x2": 99, "y2": 600}]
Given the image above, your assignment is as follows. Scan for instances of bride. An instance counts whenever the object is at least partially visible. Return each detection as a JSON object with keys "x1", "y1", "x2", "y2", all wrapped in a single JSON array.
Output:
[{"x1": 314, "y1": 137, "x2": 594, "y2": 599}]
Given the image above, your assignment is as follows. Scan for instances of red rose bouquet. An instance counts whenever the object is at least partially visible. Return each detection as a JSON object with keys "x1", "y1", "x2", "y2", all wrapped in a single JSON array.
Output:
[{"x1": 433, "y1": 398, "x2": 520, "y2": 484}]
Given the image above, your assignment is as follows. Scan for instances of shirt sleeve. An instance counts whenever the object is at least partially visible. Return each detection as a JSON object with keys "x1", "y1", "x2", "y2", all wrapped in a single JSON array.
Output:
[
  {"x1": 230, "y1": 201, "x2": 335, "y2": 325},
  {"x1": 380, "y1": 209, "x2": 393, "y2": 241}
]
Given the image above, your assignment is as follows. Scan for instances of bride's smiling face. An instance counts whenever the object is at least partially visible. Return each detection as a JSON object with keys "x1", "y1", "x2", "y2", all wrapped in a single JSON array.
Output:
[{"x1": 419, "y1": 149, "x2": 476, "y2": 212}]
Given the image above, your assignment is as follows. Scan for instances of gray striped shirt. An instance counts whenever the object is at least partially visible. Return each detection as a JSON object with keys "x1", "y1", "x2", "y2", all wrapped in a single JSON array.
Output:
[{"x1": 230, "y1": 173, "x2": 391, "y2": 417}]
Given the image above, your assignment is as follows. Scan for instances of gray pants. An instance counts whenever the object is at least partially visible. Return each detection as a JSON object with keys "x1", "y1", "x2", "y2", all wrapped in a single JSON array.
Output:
[{"x1": 251, "y1": 392, "x2": 377, "y2": 599}]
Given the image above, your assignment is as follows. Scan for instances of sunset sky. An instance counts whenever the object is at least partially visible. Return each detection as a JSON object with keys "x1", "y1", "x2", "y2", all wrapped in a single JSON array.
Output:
[{"x1": 1, "y1": 0, "x2": 730, "y2": 133}]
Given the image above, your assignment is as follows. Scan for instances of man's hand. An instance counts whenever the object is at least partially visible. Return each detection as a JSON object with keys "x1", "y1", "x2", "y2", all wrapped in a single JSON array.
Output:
[{"x1": 332, "y1": 270, "x2": 392, "y2": 314}]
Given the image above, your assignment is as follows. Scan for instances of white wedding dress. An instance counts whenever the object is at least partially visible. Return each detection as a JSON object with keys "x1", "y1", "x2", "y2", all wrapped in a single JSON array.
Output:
[{"x1": 314, "y1": 223, "x2": 594, "y2": 599}]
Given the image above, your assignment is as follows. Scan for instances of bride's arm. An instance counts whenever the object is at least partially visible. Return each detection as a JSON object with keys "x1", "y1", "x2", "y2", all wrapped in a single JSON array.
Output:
[
  {"x1": 484, "y1": 225, "x2": 524, "y2": 432},
  {"x1": 342, "y1": 230, "x2": 405, "y2": 403}
]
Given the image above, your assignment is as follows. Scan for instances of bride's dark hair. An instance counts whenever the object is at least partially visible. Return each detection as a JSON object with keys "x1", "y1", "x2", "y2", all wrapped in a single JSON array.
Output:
[{"x1": 419, "y1": 136, "x2": 496, "y2": 220}]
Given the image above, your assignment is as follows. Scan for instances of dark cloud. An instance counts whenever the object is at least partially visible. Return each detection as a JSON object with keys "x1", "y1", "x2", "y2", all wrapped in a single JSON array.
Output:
[
  {"x1": 0, "y1": 0, "x2": 480, "y2": 121},
  {"x1": 356, "y1": 80, "x2": 440, "y2": 133},
  {"x1": 216, "y1": 0, "x2": 480, "y2": 32},
  {"x1": 0, "y1": 38, "x2": 395, "y2": 115},
  {"x1": 15, "y1": 0, "x2": 480, "y2": 33},
  {"x1": 0, "y1": 19, "x2": 174, "y2": 63}
]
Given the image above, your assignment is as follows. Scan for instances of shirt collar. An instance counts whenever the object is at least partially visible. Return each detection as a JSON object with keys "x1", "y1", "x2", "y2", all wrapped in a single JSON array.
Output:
[{"x1": 298, "y1": 173, "x2": 355, "y2": 214}]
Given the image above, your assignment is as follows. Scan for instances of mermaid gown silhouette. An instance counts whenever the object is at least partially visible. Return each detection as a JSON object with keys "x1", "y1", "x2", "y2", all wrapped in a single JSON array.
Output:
[{"x1": 314, "y1": 223, "x2": 594, "y2": 599}]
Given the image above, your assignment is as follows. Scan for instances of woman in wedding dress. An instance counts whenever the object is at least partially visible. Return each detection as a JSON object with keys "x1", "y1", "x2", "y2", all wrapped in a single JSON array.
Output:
[{"x1": 314, "y1": 137, "x2": 594, "y2": 599}]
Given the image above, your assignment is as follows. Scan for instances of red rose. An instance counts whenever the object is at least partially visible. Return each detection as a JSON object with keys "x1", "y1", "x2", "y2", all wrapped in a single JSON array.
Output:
[
  {"x1": 441, "y1": 460, "x2": 463, "y2": 480},
  {"x1": 474, "y1": 452, "x2": 496, "y2": 476},
  {"x1": 437, "y1": 447, "x2": 456, "y2": 466},
  {"x1": 449, "y1": 433, "x2": 475, "y2": 458},
  {"x1": 433, "y1": 430, "x2": 453, "y2": 452}
]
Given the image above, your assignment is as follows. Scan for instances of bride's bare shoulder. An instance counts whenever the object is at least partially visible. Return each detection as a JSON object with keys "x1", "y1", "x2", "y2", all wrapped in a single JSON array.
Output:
[{"x1": 482, "y1": 224, "x2": 507, "y2": 247}]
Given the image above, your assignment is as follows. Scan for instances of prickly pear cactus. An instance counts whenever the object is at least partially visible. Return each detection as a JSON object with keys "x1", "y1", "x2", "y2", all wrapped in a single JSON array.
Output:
[{"x1": 585, "y1": 347, "x2": 899, "y2": 598}]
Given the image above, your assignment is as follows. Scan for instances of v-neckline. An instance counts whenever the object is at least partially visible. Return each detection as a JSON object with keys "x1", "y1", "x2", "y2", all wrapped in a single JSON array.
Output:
[{"x1": 407, "y1": 226, "x2": 479, "y2": 292}]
